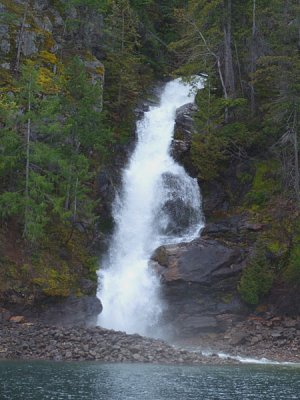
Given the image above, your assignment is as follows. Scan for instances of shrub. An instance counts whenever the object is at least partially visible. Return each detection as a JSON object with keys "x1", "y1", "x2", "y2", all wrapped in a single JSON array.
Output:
[
  {"x1": 284, "y1": 245, "x2": 300, "y2": 285},
  {"x1": 238, "y1": 250, "x2": 274, "y2": 305}
]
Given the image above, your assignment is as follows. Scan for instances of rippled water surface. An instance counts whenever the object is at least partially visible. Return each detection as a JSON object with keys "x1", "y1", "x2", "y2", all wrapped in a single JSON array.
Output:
[{"x1": 0, "y1": 361, "x2": 299, "y2": 399}]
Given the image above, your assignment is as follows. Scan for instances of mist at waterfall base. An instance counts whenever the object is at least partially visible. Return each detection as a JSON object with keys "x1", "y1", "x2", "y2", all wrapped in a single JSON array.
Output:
[{"x1": 97, "y1": 79, "x2": 204, "y2": 337}]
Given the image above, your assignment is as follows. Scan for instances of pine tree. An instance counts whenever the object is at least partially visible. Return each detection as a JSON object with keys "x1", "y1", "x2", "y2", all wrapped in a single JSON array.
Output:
[{"x1": 104, "y1": 0, "x2": 142, "y2": 136}]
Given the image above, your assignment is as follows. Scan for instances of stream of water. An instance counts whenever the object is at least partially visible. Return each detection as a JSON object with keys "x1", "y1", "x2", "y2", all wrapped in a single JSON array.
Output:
[{"x1": 97, "y1": 79, "x2": 204, "y2": 336}]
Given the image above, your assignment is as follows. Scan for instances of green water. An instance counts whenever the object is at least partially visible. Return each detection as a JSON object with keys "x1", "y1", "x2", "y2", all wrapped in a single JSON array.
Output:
[{"x1": 0, "y1": 361, "x2": 299, "y2": 399}]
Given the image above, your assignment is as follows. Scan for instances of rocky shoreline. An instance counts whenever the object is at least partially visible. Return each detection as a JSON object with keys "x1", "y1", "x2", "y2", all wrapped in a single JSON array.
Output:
[
  {"x1": 176, "y1": 314, "x2": 300, "y2": 364},
  {"x1": 0, "y1": 321, "x2": 237, "y2": 365},
  {"x1": 1, "y1": 314, "x2": 299, "y2": 365}
]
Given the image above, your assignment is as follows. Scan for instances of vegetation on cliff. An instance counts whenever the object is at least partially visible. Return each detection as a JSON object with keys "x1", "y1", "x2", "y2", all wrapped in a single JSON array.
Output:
[
  {"x1": 0, "y1": 0, "x2": 184, "y2": 301},
  {"x1": 171, "y1": 0, "x2": 300, "y2": 305}
]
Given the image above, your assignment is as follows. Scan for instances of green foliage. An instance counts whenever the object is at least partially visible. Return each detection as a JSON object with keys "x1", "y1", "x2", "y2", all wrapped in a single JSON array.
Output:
[
  {"x1": 245, "y1": 161, "x2": 280, "y2": 209},
  {"x1": 103, "y1": 0, "x2": 143, "y2": 135},
  {"x1": 0, "y1": 0, "x2": 193, "y2": 296},
  {"x1": 238, "y1": 248, "x2": 274, "y2": 305},
  {"x1": 190, "y1": 85, "x2": 255, "y2": 181},
  {"x1": 63, "y1": 57, "x2": 113, "y2": 156},
  {"x1": 0, "y1": 192, "x2": 23, "y2": 219},
  {"x1": 33, "y1": 263, "x2": 75, "y2": 297},
  {"x1": 172, "y1": 0, "x2": 300, "y2": 198},
  {"x1": 191, "y1": 133, "x2": 227, "y2": 181},
  {"x1": 0, "y1": 58, "x2": 113, "y2": 243},
  {"x1": 64, "y1": 0, "x2": 111, "y2": 12},
  {"x1": 284, "y1": 228, "x2": 300, "y2": 287},
  {"x1": 285, "y1": 246, "x2": 300, "y2": 286}
]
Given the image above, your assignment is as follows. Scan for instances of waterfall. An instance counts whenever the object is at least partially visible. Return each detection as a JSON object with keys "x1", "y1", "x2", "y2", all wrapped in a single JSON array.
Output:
[{"x1": 97, "y1": 78, "x2": 204, "y2": 336}]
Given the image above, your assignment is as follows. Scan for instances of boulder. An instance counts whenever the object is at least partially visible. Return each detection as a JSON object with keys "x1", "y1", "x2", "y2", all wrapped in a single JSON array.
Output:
[
  {"x1": 9, "y1": 315, "x2": 25, "y2": 323},
  {"x1": 152, "y1": 238, "x2": 244, "y2": 284},
  {"x1": 151, "y1": 237, "x2": 248, "y2": 337}
]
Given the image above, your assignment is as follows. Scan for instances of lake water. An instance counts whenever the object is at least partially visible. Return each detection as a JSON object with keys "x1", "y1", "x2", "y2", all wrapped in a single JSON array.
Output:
[{"x1": 0, "y1": 361, "x2": 299, "y2": 399}]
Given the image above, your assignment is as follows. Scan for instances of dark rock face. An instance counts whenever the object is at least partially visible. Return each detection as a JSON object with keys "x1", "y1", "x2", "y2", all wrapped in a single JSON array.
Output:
[
  {"x1": 40, "y1": 295, "x2": 103, "y2": 326},
  {"x1": 95, "y1": 142, "x2": 135, "y2": 242},
  {"x1": 0, "y1": 0, "x2": 105, "y2": 75},
  {"x1": 2, "y1": 295, "x2": 102, "y2": 327},
  {"x1": 171, "y1": 103, "x2": 198, "y2": 176},
  {"x1": 153, "y1": 238, "x2": 244, "y2": 284},
  {"x1": 174, "y1": 103, "x2": 198, "y2": 140},
  {"x1": 201, "y1": 162, "x2": 255, "y2": 217},
  {"x1": 268, "y1": 285, "x2": 300, "y2": 316},
  {"x1": 201, "y1": 215, "x2": 263, "y2": 246},
  {"x1": 152, "y1": 236, "x2": 248, "y2": 337},
  {"x1": 154, "y1": 172, "x2": 201, "y2": 236}
]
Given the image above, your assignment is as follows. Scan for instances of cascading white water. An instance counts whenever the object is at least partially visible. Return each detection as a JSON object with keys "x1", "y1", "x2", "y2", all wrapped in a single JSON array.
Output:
[{"x1": 97, "y1": 78, "x2": 204, "y2": 336}]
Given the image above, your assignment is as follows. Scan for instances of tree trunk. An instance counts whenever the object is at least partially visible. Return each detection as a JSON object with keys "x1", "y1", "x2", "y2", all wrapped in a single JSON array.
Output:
[
  {"x1": 186, "y1": 18, "x2": 229, "y2": 121},
  {"x1": 223, "y1": 0, "x2": 235, "y2": 97},
  {"x1": 15, "y1": 1, "x2": 29, "y2": 72},
  {"x1": 64, "y1": 166, "x2": 72, "y2": 211},
  {"x1": 250, "y1": 0, "x2": 256, "y2": 115},
  {"x1": 73, "y1": 177, "x2": 79, "y2": 223},
  {"x1": 24, "y1": 76, "x2": 32, "y2": 237},
  {"x1": 234, "y1": 41, "x2": 244, "y2": 96}
]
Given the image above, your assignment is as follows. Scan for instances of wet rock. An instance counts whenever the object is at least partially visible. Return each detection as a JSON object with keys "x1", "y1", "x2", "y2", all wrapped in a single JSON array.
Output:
[
  {"x1": 152, "y1": 237, "x2": 247, "y2": 337},
  {"x1": 40, "y1": 296, "x2": 103, "y2": 326},
  {"x1": 153, "y1": 238, "x2": 243, "y2": 284},
  {"x1": 174, "y1": 103, "x2": 198, "y2": 139},
  {"x1": 171, "y1": 103, "x2": 198, "y2": 175},
  {"x1": 177, "y1": 316, "x2": 218, "y2": 332},
  {"x1": 154, "y1": 172, "x2": 202, "y2": 236},
  {"x1": 192, "y1": 315, "x2": 300, "y2": 363},
  {"x1": 79, "y1": 278, "x2": 98, "y2": 296},
  {"x1": 229, "y1": 331, "x2": 248, "y2": 345}
]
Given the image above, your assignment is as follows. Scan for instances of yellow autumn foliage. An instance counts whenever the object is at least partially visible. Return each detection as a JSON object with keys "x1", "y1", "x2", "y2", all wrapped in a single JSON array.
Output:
[
  {"x1": 37, "y1": 67, "x2": 60, "y2": 93},
  {"x1": 39, "y1": 50, "x2": 58, "y2": 65}
]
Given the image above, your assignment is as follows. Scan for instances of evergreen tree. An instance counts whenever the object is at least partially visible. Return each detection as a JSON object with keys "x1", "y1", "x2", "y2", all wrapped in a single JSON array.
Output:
[{"x1": 104, "y1": 0, "x2": 143, "y2": 136}]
